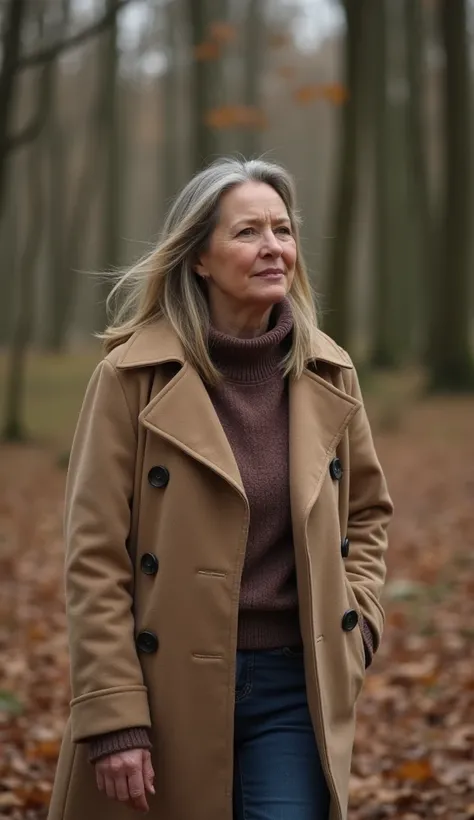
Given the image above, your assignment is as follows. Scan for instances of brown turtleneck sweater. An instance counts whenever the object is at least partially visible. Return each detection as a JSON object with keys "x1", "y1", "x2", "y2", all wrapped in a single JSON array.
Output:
[
  {"x1": 87, "y1": 299, "x2": 374, "y2": 762},
  {"x1": 206, "y1": 297, "x2": 300, "y2": 650}
]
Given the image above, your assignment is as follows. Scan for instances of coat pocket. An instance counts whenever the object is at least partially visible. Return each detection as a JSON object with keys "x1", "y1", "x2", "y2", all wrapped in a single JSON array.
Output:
[{"x1": 342, "y1": 576, "x2": 366, "y2": 694}]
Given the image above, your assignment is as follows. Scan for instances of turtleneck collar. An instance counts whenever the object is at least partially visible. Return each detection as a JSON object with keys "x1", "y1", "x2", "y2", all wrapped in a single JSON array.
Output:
[{"x1": 207, "y1": 298, "x2": 294, "y2": 384}]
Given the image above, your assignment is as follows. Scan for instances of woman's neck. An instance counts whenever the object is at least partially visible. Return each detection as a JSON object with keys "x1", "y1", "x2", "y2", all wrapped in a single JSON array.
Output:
[{"x1": 208, "y1": 301, "x2": 273, "y2": 339}]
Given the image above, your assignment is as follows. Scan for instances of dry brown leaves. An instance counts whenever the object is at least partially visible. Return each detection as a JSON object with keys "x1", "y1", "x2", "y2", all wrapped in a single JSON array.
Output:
[
  {"x1": 1, "y1": 396, "x2": 473, "y2": 819},
  {"x1": 350, "y1": 397, "x2": 474, "y2": 819}
]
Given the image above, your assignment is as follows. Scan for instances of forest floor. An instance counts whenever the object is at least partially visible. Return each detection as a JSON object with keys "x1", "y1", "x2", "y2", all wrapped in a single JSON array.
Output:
[{"x1": 0, "y1": 355, "x2": 473, "y2": 819}]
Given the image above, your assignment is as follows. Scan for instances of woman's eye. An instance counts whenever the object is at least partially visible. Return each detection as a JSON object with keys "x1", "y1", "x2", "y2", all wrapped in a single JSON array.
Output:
[
  {"x1": 238, "y1": 227, "x2": 255, "y2": 236},
  {"x1": 276, "y1": 226, "x2": 292, "y2": 235}
]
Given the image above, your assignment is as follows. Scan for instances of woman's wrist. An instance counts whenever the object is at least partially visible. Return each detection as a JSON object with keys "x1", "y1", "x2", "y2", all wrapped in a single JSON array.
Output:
[
  {"x1": 361, "y1": 617, "x2": 375, "y2": 668},
  {"x1": 87, "y1": 727, "x2": 152, "y2": 763}
]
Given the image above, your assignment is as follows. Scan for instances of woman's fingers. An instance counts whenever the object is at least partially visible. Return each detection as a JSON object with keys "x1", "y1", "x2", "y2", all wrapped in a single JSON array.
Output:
[
  {"x1": 113, "y1": 772, "x2": 130, "y2": 803},
  {"x1": 95, "y1": 767, "x2": 104, "y2": 794},
  {"x1": 95, "y1": 749, "x2": 153, "y2": 812},
  {"x1": 127, "y1": 763, "x2": 149, "y2": 813},
  {"x1": 142, "y1": 750, "x2": 156, "y2": 794},
  {"x1": 104, "y1": 774, "x2": 117, "y2": 801}
]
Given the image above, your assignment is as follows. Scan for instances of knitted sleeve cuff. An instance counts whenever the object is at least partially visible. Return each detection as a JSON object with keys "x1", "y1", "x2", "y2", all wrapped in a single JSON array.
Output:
[
  {"x1": 361, "y1": 617, "x2": 375, "y2": 669},
  {"x1": 87, "y1": 727, "x2": 152, "y2": 763}
]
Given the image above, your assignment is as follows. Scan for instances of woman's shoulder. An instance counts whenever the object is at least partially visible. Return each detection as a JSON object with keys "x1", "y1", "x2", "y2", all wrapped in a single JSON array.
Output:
[{"x1": 103, "y1": 318, "x2": 185, "y2": 373}]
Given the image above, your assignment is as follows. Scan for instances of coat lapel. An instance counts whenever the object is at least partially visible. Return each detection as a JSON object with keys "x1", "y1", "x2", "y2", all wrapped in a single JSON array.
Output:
[
  {"x1": 116, "y1": 318, "x2": 245, "y2": 496},
  {"x1": 289, "y1": 370, "x2": 361, "y2": 527},
  {"x1": 139, "y1": 363, "x2": 245, "y2": 497}
]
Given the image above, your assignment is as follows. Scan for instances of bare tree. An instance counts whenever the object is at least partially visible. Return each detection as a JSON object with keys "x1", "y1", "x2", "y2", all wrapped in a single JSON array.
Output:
[
  {"x1": 0, "y1": 0, "x2": 29, "y2": 223},
  {"x1": 44, "y1": 0, "x2": 71, "y2": 351},
  {"x1": 2, "y1": 3, "x2": 48, "y2": 441},
  {"x1": 186, "y1": 0, "x2": 221, "y2": 170},
  {"x1": 162, "y1": 0, "x2": 181, "y2": 208},
  {"x1": 96, "y1": 0, "x2": 122, "y2": 332},
  {"x1": 242, "y1": 0, "x2": 264, "y2": 158},
  {"x1": 324, "y1": 0, "x2": 366, "y2": 349},
  {"x1": 429, "y1": 0, "x2": 474, "y2": 390},
  {"x1": 405, "y1": 0, "x2": 433, "y2": 360},
  {"x1": 368, "y1": 0, "x2": 394, "y2": 367},
  {"x1": 0, "y1": 0, "x2": 138, "y2": 232}
]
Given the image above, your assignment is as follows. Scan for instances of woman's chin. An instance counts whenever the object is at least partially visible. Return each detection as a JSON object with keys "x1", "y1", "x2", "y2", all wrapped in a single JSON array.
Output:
[{"x1": 249, "y1": 280, "x2": 288, "y2": 305}]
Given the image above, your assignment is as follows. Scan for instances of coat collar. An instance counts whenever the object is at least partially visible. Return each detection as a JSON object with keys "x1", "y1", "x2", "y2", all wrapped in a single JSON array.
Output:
[
  {"x1": 114, "y1": 317, "x2": 353, "y2": 372},
  {"x1": 116, "y1": 318, "x2": 359, "y2": 519}
]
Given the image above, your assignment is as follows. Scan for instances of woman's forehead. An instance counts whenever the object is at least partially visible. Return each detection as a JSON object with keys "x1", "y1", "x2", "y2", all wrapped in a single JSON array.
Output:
[{"x1": 218, "y1": 181, "x2": 289, "y2": 222}]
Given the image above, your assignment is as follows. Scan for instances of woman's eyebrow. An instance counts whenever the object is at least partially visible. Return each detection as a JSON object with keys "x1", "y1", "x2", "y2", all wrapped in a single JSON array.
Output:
[{"x1": 232, "y1": 215, "x2": 291, "y2": 229}]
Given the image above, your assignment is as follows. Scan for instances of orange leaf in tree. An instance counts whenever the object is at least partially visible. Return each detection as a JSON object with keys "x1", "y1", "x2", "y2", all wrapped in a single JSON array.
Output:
[
  {"x1": 209, "y1": 21, "x2": 237, "y2": 44},
  {"x1": 322, "y1": 83, "x2": 349, "y2": 105},
  {"x1": 293, "y1": 83, "x2": 348, "y2": 106},
  {"x1": 205, "y1": 106, "x2": 267, "y2": 131},
  {"x1": 394, "y1": 759, "x2": 435, "y2": 783},
  {"x1": 204, "y1": 106, "x2": 235, "y2": 129},
  {"x1": 293, "y1": 85, "x2": 322, "y2": 105},
  {"x1": 194, "y1": 40, "x2": 220, "y2": 62}
]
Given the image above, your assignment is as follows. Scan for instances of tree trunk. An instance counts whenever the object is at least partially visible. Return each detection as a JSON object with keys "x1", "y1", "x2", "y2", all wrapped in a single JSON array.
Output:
[
  {"x1": 44, "y1": 2, "x2": 70, "y2": 351},
  {"x1": 162, "y1": 0, "x2": 180, "y2": 210},
  {"x1": 405, "y1": 0, "x2": 433, "y2": 359},
  {"x1": 3, "y1": 120, "x2": 45, "y2": 440},
  {"x1": 55, "y1": 60, "x2": 111, "y2": 346},
  {"x1": 428, "y1": 0, "x2": 474, "y2": 390},
  {"x1": 0, "y1": 171, "x2": 17, "y2": 345},
  {"x1": 324, "y1": 0, "x2": 365, "y2": 349},
  {"x1": 242, "y1": 0, "x2": 264, "y2": 158},
  {"x1": 369, "y1": 0, "x2": 395, "y2": 367},
  {"x1": 96, "y1": 0, "x2": 121, "y2": 332},
  {"x1": 187, "y1": 0, "x2": 219, "y2": 171},
  {"x1": 0, "y1": 0, "x2": 28, "y2": 226},
  {"x1": 2, "y1": 2, "x2": 51, "y2": 440}
]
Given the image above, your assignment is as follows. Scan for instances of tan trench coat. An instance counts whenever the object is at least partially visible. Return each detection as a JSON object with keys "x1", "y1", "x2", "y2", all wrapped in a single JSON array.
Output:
[{"x1": 47, "y1": 318, "x2": 393, "y2": 820}]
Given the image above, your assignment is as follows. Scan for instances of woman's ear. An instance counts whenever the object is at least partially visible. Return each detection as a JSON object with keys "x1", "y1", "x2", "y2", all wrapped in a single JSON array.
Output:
[{"x1": 194, "y1": 260, "x2": 208, "y2": 279}]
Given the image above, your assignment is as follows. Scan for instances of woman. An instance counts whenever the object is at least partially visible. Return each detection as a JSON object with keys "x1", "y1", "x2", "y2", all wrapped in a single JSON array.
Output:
[{"x1": 48, "y1": 157, "x2": 393, "y2": 820}]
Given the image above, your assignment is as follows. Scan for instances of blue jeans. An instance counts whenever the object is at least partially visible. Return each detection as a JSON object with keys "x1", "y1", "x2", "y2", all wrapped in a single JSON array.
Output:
[{"x1": 233, "y1": 649, "x2": 330, "y2": 820}]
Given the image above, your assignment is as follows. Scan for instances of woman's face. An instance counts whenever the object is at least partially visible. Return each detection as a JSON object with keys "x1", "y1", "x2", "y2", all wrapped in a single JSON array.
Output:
[{"x1": 195, "y1": 181, "x2": 297, "y2": 324}]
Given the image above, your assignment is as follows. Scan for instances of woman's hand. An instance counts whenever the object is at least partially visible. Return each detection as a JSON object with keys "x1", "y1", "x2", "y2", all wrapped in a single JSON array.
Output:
[{"x1": 95, "y1": 748, "x2": 155, "y2": 813}]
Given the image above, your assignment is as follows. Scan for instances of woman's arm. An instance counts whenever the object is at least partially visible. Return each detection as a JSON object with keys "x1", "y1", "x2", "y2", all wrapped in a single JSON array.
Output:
[
  {"x1": 343, "y1": 365, "x2": 394, "y2": 658},
  {"x1": 65, "y1": 359, "x2": 151, "y2": 743}
]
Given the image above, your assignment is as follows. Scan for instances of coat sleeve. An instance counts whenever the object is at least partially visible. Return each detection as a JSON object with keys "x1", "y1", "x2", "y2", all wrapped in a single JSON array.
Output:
[
  {"x1": 343, "y1": 364, "x2": 394, "y2": 653},
  {"x1": 64, "y1": 359, "x2": 151, "y2": 743}
]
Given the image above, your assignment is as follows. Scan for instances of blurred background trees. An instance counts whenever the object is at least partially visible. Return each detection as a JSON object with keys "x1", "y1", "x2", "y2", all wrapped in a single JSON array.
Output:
[{"x1": 1, "y1": 0, "x2": 474, "y2": 441}]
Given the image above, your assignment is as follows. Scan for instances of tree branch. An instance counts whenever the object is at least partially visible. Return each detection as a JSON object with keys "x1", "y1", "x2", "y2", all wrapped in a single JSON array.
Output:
[
  {"x1": 16, "y1": 0, "x2": 140, "y2": 72},
  {"x1": 5, "y1": 62, "x2": 53, "y2": 152}
]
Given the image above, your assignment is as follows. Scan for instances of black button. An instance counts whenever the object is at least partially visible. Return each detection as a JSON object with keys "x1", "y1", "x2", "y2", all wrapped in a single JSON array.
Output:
[
  {"x1": 140, "y1": 553, "x2": 159, "y2": 575},
  {"x1": 329, "y1": 457, "x2": 343, "y2": 481},
  {"x1": 136, "y1": 630, "x2": 158, "y2": 654},
  {"x1": 342, "y1": 609, "x2": 359, "y2": 631},
  {"x1": 148, "y1": 466, "x2": 169, "y2": 488},
  {"x1": 341, "y1": 537, "x2": 350, "y2": 558}
]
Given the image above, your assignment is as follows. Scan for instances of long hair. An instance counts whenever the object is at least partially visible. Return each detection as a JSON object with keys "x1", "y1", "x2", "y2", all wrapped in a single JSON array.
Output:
[{"x1": 100, "y1": 156, "x2": 319, "y2": 384}]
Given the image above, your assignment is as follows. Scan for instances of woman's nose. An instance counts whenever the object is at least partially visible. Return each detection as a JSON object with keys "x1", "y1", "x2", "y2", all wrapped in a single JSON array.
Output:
[{"x1": 260, "y1": 230, "x2": 282, "y2": 255}]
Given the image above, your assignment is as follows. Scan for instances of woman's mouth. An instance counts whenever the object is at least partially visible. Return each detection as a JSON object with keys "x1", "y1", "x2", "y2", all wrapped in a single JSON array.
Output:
[{"x1": 254, "y1": 268, "x2": 285, "y2": 279}]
